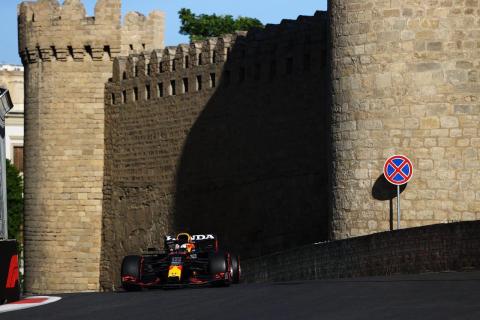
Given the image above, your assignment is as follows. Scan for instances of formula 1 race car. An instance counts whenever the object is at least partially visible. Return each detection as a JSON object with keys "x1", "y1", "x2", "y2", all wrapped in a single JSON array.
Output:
[{"x1": 120, "y1": 233, "x2": 241, "y2": 291}]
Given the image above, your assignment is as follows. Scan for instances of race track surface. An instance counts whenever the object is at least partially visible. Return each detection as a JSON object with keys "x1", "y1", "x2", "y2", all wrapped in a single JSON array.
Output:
[{"x1": 4, "y1": 272, "x2": 480, "y2": 320}]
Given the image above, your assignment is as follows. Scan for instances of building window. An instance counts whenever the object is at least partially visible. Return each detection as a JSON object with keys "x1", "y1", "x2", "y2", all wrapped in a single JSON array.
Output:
[
  {"x1": 172, "y1": 59, "x2": 177, "y2": 71},
  {"x1": 157, "y1": 82, "x2": 163, "y2": 97},
  {"x1": 196, "y1": 75, "x2": 202, "y2": 91},
  {"x1": 111, "y1": 93, "x2": 116, "y2": 105},
  {"x1": 14, "y1": 146, "x2": 24, "y2": 172},
  {"x1": 198, "y1": 53, "x2": 203, "y2": 65},
  {"x1": 183, "y1": 78, "x2": 189, "y2": 93},
  {"x1": 122, "y1": 90, "x2": 127, "y2": 103},
  {"x1": 212, "y1": 51, "x2": 217, "y2": 63},
  {"x1": 146, "y1": 85, "x2": 151, "y2": 100},
  {"x1": 134, "y1": 65, "x2": 138, "y2": 77},
  {"x1": 170, "y1": 80, "x2": 176, "y2": 95},
  {"x1": 159, "y1": 61, "x2": 164, "y2": 73},
  {"x1": 147, "y1": 64, "x2": 151, "y2": 76},
  {"x1": 210, "y1": 73, "x2": 216, "y2": 88},
  {"x1": 134, "y1": 87, "x2": 138, "y2": 101},
  {"x1": 184, "y1": 55, "x2": 189, "y2": 68}
]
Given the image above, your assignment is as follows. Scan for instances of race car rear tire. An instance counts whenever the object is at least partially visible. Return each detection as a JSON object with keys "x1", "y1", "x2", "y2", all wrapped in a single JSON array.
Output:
[
  {"x1": 121, "y1": 255, "x2": 142, "y2": 291},
  {"x1": 209, "y1": 252, "x2": 230, "y2": 286},
  {"x1": 231, "y1": 255, "x2": 241, "y2": 284}
]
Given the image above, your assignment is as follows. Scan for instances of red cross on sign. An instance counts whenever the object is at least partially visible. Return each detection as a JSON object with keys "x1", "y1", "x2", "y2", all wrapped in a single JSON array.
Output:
[{"x1": 383, "y1": 155, "x2": 413, "y2": 186}]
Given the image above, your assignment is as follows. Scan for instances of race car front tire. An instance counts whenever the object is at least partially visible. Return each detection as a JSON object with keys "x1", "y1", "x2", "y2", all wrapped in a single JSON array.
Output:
[
  {"x1": 121, "y1": 255, "x2": 142, "y2": 291},
  {"x1": 231, "y1": 255, "x2": 241, "y2": 284}
]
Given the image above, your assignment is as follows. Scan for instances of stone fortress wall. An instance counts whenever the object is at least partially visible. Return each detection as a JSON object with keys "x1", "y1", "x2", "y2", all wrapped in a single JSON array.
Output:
[
  {"x1": 330, "y1": 0, "x2": 480, "y2": 239},
  {"x1": 18, "y1": 0, "x2": 164, "y2": 293},
  {"x1": 102, "y1": 12, "x2": 329, "y2": 290},
  {"x1": 20, "y1": 0, "x2": 480, "y2": 293}
]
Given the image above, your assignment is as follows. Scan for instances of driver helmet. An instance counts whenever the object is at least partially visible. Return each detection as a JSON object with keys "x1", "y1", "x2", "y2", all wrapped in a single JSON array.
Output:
[
  {"x1": 176, "y1": 233, "x2": 195, "y2": 252},
  {"x1": 177, "y1": 233, "x2": 191, "y2": 245}
]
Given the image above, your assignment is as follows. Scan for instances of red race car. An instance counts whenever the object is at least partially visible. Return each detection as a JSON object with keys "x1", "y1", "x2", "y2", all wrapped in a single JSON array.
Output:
[{"x1": 121, "y1": 233, "x2": 241, "y2": 291}]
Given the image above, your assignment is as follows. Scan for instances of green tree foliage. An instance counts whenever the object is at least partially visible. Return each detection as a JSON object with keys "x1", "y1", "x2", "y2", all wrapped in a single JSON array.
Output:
[
  {"x1": 179, "y1": 8, "x2": 264, "y2": 41},
  {"x1": 6, "y1": 159, "x2": 23, "y2": 242}
]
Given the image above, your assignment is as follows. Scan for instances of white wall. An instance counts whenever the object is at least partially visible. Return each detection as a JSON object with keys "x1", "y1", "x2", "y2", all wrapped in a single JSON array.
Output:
[{"x1": 5, "y1": 123, "x2": 23, "y2": 161}]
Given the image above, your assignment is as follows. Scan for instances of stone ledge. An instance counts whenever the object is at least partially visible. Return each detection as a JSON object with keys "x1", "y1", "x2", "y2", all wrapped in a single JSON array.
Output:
[{"x1": 242, "y1": 221, "x2": 480, "y2": 282}]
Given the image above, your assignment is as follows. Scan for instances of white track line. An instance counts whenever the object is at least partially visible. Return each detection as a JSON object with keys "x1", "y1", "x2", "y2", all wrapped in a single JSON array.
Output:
[{"x1": 0, "y1": 296, "x2": 61, "y2": 314}]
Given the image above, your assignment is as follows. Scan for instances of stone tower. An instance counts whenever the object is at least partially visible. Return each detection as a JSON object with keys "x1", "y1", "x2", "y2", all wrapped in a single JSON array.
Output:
[
  {"x1": 18, "y1": 0, "x2": 164, "y2": 293},
  {"x1": 330, "y1": 1, "x2": 480, "y2": 239}
]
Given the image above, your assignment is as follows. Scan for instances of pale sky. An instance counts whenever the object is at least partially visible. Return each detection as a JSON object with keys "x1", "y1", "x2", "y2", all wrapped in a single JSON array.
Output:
[{"x1": 0, "y1": 0, "x2": 328, "y2": 65}]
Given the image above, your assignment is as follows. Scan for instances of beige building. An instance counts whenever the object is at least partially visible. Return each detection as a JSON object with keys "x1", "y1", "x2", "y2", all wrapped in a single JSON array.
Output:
[{"x1": 0, "y1": 64, "x2": 24, "y2": 172}]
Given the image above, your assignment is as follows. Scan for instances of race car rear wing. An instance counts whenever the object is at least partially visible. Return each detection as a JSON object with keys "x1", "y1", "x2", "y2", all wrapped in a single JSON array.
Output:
[
  {"x1": 191, "y1": 234, "x2": 218, "y2": 252},
  {"x1": 163, "y1": 234, "x2": 218, "y2": 252},
  {"x1": 191, "y1": 234, "x2": 216, "y2": 242}
]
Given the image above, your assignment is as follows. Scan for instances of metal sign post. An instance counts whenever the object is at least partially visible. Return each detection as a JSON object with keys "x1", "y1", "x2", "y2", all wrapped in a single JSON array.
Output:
[
  {"x1": 397, "y1": 185, "x2": 400, "y2": 230},
  {"x1": 383, "y1": 155, "x2": 413, "y2": 230}
]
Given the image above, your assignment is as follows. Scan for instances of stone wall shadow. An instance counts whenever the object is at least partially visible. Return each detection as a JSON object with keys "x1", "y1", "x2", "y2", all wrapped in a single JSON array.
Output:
[
  {"x1": 173, "y1": 21, "x2": 331, "y2": 258},
  {"x1": 372, "y1": 174, "x2": 407, "y2": 231}
]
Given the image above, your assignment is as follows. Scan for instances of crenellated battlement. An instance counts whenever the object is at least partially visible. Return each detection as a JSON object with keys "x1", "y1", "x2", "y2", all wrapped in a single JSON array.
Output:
[
  {"x1": 18, "y1": 0, "x2": 119, "y2": 24},
  {"x1": 121, "y1": 10, "x2": 165, "y2": 54},
  {"x1": 18, "y1": 0, "x2": 164, "y2": 64},
  {"x1": 108, "y1": 11, "x2": 327, "y2": 102},
  {"x1": 110, "y1": 32, "x2": 243, "y2": 83}
]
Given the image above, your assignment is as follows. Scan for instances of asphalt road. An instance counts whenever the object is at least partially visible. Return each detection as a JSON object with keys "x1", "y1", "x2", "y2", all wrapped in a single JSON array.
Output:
[{"x1": 4, "y1": 272, "x2": 480, "y2": 320}]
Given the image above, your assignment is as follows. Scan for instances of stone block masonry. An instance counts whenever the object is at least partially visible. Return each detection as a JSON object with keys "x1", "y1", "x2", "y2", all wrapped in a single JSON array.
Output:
[
  {"x1": 19, "y1": 0, "x2": 164, "y2": 294},
  {"x1": 242, "y1": 221, "x2": 480, "y2": 283},
  {"x1": 330, "y1": 0, "x2": 480, "y2": 239}
]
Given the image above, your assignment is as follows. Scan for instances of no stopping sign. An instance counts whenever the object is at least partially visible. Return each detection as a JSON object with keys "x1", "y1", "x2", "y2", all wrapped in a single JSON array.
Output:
[{"x1": 383, "y1": 155, "x2": 413, "y2": 186}]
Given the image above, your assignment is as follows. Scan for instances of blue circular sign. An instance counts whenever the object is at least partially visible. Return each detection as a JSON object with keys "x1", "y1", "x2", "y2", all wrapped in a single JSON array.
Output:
[{"x1": 383, "y1": 155, "x2": 413, "y2": 186}]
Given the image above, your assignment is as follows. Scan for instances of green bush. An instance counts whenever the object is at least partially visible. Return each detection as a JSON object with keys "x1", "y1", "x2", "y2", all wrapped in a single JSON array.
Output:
[
  {"x1": 7, "y1": 159, "x2": 23, "y2": 242},
  {"x1": 179, "y1": 8, "x2": 263, "y2": 41}
]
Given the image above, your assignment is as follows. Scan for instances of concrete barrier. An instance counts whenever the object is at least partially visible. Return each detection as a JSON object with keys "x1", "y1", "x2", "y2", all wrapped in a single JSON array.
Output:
[
  {"x1": 242, "y1": 221, "x2": 480, "y2": 283},
  {"x1": 0, "y1": 240, "x2": 20, "y2": 304}
]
